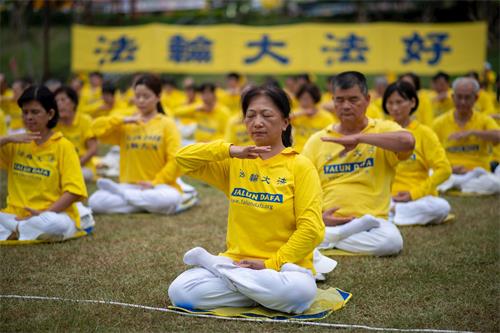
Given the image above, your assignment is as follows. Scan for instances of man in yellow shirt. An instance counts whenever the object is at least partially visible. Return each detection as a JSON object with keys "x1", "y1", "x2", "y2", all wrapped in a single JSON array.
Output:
[
  {"x1": 302, "y1": 71, "x2": 415, "y2": 256},
  {"x1": 172, "y1": 83, "x2": 230, "y2": 143},
  {"x1": 429, "y1": 71, "x2": 454, "y2": 118},
  {"x1": 433, "y1": 77, "x2": 500, "y2": 194}
]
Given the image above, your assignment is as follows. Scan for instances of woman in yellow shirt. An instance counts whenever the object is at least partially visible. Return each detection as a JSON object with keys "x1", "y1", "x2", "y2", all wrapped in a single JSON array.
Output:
[
  {"x1": 0, "y1": 86, "x2": 88, "y2": 240},
  {"x1": 54, "y1": 86, "x2": 97, "y2": 181},
  {"x1": 168, "y1": 85, "x2": 333, "y2": 314},
  {"x1": 88, "y1": 74, "x2": 193, "y2": 215},
  {"x1": 383, "y1": 81, "x2": 452, "y2": 225}
]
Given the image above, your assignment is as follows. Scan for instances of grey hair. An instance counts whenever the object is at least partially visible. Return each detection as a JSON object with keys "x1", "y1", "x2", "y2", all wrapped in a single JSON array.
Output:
[
  {"x1": 374, "y1": 76, "x2": 388, "y2": 86},
  {"x1": 452, "y1": 77, "x2": 480, "y2": 94},
  {"x1": 332, "y1": 71, "x2": 368, "y2": 96}
]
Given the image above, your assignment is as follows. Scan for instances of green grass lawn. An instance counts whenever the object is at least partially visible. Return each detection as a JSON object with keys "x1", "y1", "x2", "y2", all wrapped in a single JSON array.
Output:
[{"x1": 1, "y1": 178, "x2": 499, "y2": 332}]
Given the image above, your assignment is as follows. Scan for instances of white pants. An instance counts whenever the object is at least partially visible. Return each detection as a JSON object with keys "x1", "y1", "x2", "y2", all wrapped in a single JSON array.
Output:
[
  {"x1": 82, "y1": 167, "x2": 94, "y2": 182},
  {"x1": 438, "y1": 167, "x2": 500, "y2": 194},
  {"x1": 168, "y1": 256, "x2": 317, "y2": 314},
  {"x1": 89, "y1": 182, "x2": 182, "y2": 215},
  {"x1": 320, "y1": 217, "x2": 403, "y2": 256},
  {"x1": 0, "y1": 211, "x2": 77, "y2": 241},
  {"x1": 390, "y1": 196, "x2": 451, "y2": 226}
]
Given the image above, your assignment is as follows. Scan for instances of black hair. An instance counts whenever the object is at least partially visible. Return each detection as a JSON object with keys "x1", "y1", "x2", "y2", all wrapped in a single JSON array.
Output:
[
  {"x1": 134, "y1": 74, "x2": 165, "y2": 114},
  {"x1": 198, "y1": 82, "x2": 217, "y2": 93},
  {"x1": 227, "y1": 72, "x2": 241, "y2": 80},
  {"x1": 102, "y1": 82, "x2": 117, "y2": 95},
  {"x1": 399, "y1": 72, "x2": 421, "y2": 91},
  {"x1": 18, "y1": 85, "x2": 59, "y2": 129},
  {"x1": 263, "y1": 76, "x2": 281, "y2": 89},
  {"x1": 162, "y1": 76, "x2": 177, "y2": 88},
  {"x1": 382, "y1": 81, "x2": 419, "y2": 115},
  {"x1": 432, "y1": 71, "x2": 450, "y2": 83},
  {"x1": 241, "y1": 85, "x2": 292, "y2": 147},
  {"x1": 54, "y1": 86, "x2": 79, "y2": 109},
  {"x1": 332, "y1": 71, "x2": 368, "y2": 96},
  {"x1": 89, "y1": 71, "x2": 103, "y2": 78},
  {"x1": 465, "y1": 71, "x2": 480, "y2": 82},
  {"x1": 296, "y1": 83, "x2": 321, "y2": 104},
  {"x1": 295, "y1": 73, "x2": 311, "y2": 83}
]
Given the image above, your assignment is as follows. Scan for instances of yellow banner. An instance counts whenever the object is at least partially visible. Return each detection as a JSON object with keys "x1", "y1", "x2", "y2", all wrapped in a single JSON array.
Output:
[{"x1": 72, "y1": 22, "x2": 486, "y2": 75}]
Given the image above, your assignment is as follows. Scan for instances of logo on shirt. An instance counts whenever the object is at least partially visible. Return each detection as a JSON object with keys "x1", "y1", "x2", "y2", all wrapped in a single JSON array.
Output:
[
  {"x1": 323, "y1": 157, "x2": 374, "y2": 174},
  {"x1": 231, "y1": 187, "x2": 283, "y2": 203},
  {"x1": 446, "y1": 145, "x2": 480, "y2": 153},
  {"x1": 13, "y1": 163, "x2": 51, "y2": 177}
]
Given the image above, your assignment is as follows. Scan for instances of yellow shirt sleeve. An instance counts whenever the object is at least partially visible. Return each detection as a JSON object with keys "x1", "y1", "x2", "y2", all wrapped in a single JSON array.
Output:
[
  {"x1": 172, "y1": 103, "x2": 199, "y2": 118},
  {"x1": 91, "y1": 115, "x2": 124, "y2": 145},
  {"x1": 410, "y1": 127, "x2": 451, "y2": 200},
  {"x1": 0, "y1": 138, "x2": 14, "y2": 169},
  {"x1": 60, "y1": 139, "x2": 88, "y2": 199},
  {"x1": 0, "y1": 108, "x2": 6, "y2": 136},
  {"x1": 176, "y1": 140, "x2": 231, "y2": 194},
  {"x1": 264, "y1": 156, "x2": 325, "y2": 270},
  {"x1": 152, "y1": 118, "x2": 182, "y2": 186},
  {"x1": 415, "y1": 91, "x2": 434, "y2": 126}
]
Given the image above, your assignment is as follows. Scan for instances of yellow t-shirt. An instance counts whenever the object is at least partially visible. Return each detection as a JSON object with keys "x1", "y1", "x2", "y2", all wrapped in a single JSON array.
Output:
[
  {"x1": 0, "y1": 132, "x2": 87, "y2": 226},
  {"x1": 217, "y1": 89, "x2": 241, "y2": 115},
  {"x1": 0, "y1": 108, "x2": 6, "y2": 136},
  {"x1": 173, "y1": 103, "x2": 230, "y2": 142},
  {"x1": 224, "y1": 114, "x2": 252, "y2": 146},
  {"x1": 414, "y1": 91, "x2": 434, "y2": 126},
  {"x1": 176, "y1": 140, "x2": 324, "y2": 272},
  {"x1": 302, "y1": 118, "x2": 410, "y2": 219},
  {"x1": 432, "y1": 110, "x2": 499, "y2": 171},
  {"x1": 474, "y1": 90, "x2": 495, "y2": 115},
  {"x1": 92, "y1": 114, "x2": 181, "y2": 189},
  {"x1": 429, "y1": 90, "x2": 454, "y2": 118},
  {"x1": 79, "y1": 85, "x2": 102, "y2": 109},
  {"x1": 55, "y1": 113, "x2": 95, "y2": 164},
  {"x1": 392, "y1": 121, "x2": 451, "y2": 199},
  {"x1": 291, "y1": 109, "x2": 334, "y2": 152},
  {"x1": 161, "y1": 89, "x2": 186, "y2": 111}
]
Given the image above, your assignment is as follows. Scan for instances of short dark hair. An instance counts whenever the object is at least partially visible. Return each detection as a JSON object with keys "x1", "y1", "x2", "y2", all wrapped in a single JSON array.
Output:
[
  {"x1": 296, "y1": 83, "x2": 321, "y2": 104},
  {"x1": 465, "y1": 71, "x2": 480, "y2": 82},
  {"x1": 18, "y1": 85, "x2": 59, "y2": 129},
  {"x1": 89, "y1": 71, "x2": 103, "y2": 78},
  {"x1": 227, "y1": 72, "x2": 241, "y2": 80},
  {"x1": 198, "y1": 82, "x2": 216, "y2": 93},
  {"x1": 54, "y1": 86, "x2": 79, "y2": 108},
  {"x1": 382, "y1": 81, "x2": 419, "y2": 115},
  {"x1": 241, "y1": 85, "x2": 292, "y2": 147},
  {"x1": 432, "y1": 71, "x2": 450, "y2": 83},
  {"x1": 399, "y1": 72, "x2": 421, "y2": 91},
  {"x1": 102, "y1": 82, "x2": 117, "y2": 95},
  {"x1": 332, "y1": 71, "x2": 368, "y2": 96}
]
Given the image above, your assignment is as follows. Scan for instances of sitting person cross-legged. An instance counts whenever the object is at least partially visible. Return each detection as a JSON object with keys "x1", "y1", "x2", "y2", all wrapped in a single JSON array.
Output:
[
  {"x1": 0, "y1": 86, "x2": 88, "y2": 241},
  {"x1": 89, "y1": 74, "x2": 195, "y2": 215},
  {"x1": 433, "y1": 77, "x2": 500, "y2": 195},
  {"x1": 383, "y1": 81, "x2": 452, "y2": 226},
  {"x1": 168, "y1": 85, "x2": 333, "y2": 314},
  {"x1": 302, "y1": 71, "x2": 415, "y2": 256}
]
